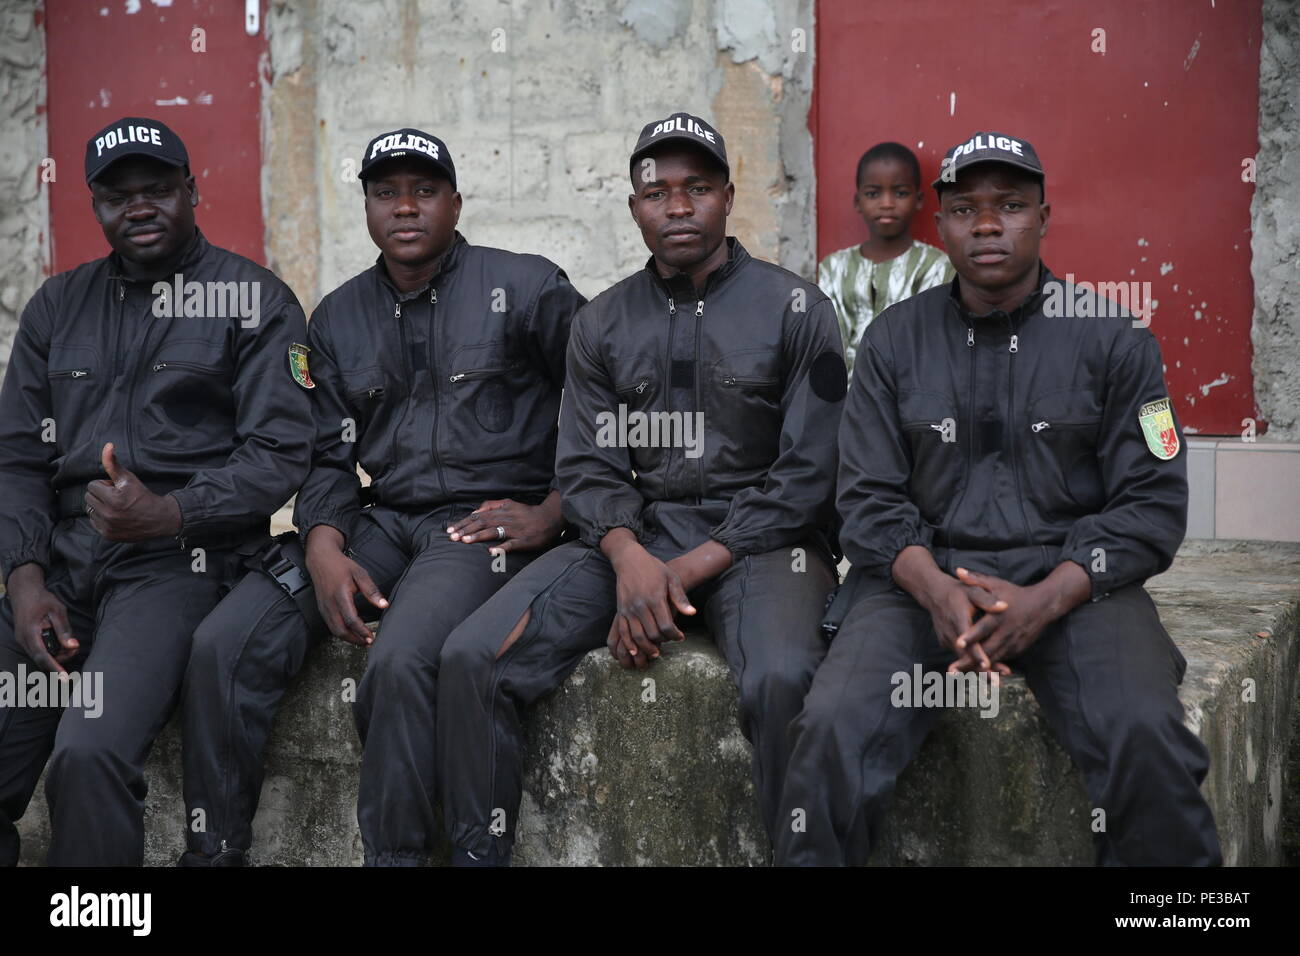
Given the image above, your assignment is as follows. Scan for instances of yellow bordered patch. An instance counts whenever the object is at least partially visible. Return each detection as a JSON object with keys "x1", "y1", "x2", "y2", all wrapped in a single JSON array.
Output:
[
  {"x1": 289, "y1": 343, "x2": 315, "y2": 389},
  {"x1": 1138, "y1": 397, "x2": 1179, "y2": 460}
]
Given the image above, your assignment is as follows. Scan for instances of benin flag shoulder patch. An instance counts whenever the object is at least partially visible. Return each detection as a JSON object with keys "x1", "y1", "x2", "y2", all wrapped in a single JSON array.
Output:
[
  {"x1": 1139, "y1": 397, "x2": 1179, "y2": 460},
  {"x1": 289, "y1": 343, "x2": 315, "y2": 389}
]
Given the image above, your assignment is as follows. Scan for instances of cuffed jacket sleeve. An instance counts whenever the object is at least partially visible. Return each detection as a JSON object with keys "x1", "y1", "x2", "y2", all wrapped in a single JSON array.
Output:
[
  {"x1": 836, "y1": 315, "x2": 936, "y2": 575},
  {"x1": 168, "y1": 295, "x2": 315, "y2": 538},
  {"x1": 1060, "y1": 329, "x2": 1187, "y2": 600},
  {"x1": 709, "y1": 297, "x2": 846, "y2": 557},
  {"x1": 0, "y1": 288, "x2": 60, "y2": 584},
  {"x1": 554, "y1": 302, "x2": 646, "y2": 548},
  {"x1": 290, "y1": 306, "x2": 361, "y2": 545}
]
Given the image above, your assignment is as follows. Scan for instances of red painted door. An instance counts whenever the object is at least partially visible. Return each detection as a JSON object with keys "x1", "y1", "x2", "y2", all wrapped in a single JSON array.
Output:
[
  {"x1": 813, "y1": 0, "x2": 1262, "y2": 435},
  {"x1": 44, "y1": 0, "x2": 266, "y2": 272}
]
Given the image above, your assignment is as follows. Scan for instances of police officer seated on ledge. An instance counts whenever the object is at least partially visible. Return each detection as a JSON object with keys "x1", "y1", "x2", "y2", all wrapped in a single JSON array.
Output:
[
  {"x1": 433, "y1": 113, "x2": 846, "y2": 866},
  {"x1": 0, "y1": 117, "x2": 314, "y2": 866},
  {"x1": 178, "y1": 128, "x2": 585, "y2": 866},
  {"x1": 776, "y1": 132, "x2": 1222, "y2": 866}
]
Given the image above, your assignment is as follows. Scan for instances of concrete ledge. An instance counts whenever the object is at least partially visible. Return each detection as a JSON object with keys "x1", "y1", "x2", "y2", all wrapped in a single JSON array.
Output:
[{"x1": 15, "y1": 541, "x2": 1300, "y2": 866}]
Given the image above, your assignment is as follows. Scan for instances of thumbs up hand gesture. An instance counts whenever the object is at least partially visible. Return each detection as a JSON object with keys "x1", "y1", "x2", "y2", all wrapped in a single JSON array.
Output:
[{"x1": 83, "y1": 442, "x2": 183, "y2": 541}]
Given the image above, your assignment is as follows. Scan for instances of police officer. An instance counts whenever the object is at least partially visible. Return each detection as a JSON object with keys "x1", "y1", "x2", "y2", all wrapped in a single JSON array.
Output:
[
  {"x1": 0, "y1": 117, "x2": 313, "y2": 866},
  {"x1": 179, "y1": 128, "x2": 585, "y2": 865},
  {"x1": 776, "y1": 132, "x2": 1222, "y2": 865},
  {"x1": 435, "y1": 113, "x2": 847, "y2": 865}
]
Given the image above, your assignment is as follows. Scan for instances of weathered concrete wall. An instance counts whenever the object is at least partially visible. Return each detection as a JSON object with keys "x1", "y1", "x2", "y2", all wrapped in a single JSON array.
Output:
[
  {"x1": 14, "y1": 541, "x2": 1300, "y2": 866},
  {"x1": 0, "y1": 0, "x2": 47, "y2": 382},
  {"x1": 4, "y1": 0, "x2": 1295, "y2": 427},
  {"x1": 1251, "y1": 0, "x2": 1300, "y2": 440},
  {"x1": 263, "y1": 0, "x2": 817, "y2": 308}
]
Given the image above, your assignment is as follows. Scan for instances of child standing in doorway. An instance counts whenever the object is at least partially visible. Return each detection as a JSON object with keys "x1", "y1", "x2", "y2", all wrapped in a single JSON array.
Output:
[{"x1": 818, "y1": 142, "x2": 953, "y2": 371}]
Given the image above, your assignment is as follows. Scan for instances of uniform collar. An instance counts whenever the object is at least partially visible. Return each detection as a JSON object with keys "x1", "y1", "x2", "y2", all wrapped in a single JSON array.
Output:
[
  {"x1": 107, "y1": 227, "x2": 207, "y2": 283},
  {"x1": 948, "y1": 261, "x2": 1054, "y2": 326},
  {"x1": 374, "y1": 230, "x2": 466, "y2": 299},
  {"x1": 644, "y1": 235, "x2": 749, "y2": 301}
]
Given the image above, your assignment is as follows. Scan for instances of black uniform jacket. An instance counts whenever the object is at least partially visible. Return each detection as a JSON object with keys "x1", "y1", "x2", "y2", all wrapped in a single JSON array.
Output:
[
  {"x1": 292, "y1": 232, "x2": 586, "y2": 545},
  {"x1": 556, "y1": 237, "x2": 847, "y2": 560},
  {"x1": 0, "y1": 229, "x2": 314, "y2": 581},
  {"x1": 840, "y1": 264, "x2": 1188, "y2": 600}
]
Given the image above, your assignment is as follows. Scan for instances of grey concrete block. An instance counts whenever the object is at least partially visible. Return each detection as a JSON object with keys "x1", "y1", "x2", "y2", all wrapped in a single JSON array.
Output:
[{"x1": 15, "y1": 541, "x2": 1300, "y2": 866}]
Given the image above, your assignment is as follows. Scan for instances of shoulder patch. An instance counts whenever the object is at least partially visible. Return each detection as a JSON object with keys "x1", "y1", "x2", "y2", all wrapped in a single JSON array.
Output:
[
  {"x1": 809, "y1": 350, "x2": 848, "y2": 403},
  {"x1": 1139, "y1": 397, "x2": 1179, "y2": 460},
  {"x1": 288, "y1": 343, "x2": 315, "y2": 389}
]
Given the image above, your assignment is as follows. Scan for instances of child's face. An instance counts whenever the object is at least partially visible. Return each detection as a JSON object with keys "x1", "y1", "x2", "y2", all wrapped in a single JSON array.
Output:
[{"x1": 853, "y1": 158, "x2": 921, "y2": 240}]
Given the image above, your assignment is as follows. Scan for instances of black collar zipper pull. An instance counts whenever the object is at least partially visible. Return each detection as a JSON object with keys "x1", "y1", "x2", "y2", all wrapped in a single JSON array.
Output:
[
  {"x1": 668, "y1": 297, "x2": 677, "y2": 316},
  {"x1": 967, "y1": 327, "x2": 974, "y2": 347},
  {"x1": 695, "y1": 300, "x2": 704, "y2": 316},
  {"x1": 394, "y1": 302, "x2": 401, "y2": 318},
  {"x1": 1009, "y1": 334, "x2": 1019, "y2": 354},
  {"x1": 431, "y1": 288, "x2": 437, "y2": 304}
]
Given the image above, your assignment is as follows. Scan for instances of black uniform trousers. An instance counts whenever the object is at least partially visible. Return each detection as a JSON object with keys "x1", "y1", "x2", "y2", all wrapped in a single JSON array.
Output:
[
  {"x1": 774, "y1": 581, "x2": 1223, "y2": 866},
  {"x1": 0, "y1": 516, "x2": 263, "y2": 866},
  {"x1": 181, "y1": 503, "x2": 538, "y2": 865},
  {"x1": 436, "y1": 533, "x2": 835, "y2": 859}
]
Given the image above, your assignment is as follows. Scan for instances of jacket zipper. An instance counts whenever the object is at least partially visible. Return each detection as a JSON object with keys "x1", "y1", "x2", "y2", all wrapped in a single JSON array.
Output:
[
  {"x1": 426, "y1": 286, "x2": 449, "y2": 500},
  {"x1": 694, "y1": 297, "x2": 704, "y2": 500},
  {"x1": 120, "y1": 280, "x2": 140, "y2": 515},
  {"x1": 665, "y1": 294, "x2": 678, "y2": 497},
  {"x1": 940, "y1": 325, "x2": 977, "y2": 550},
  {"x1": 152, "y1": 361, "x2": 222, "y2": 374},
  {"x1": 1031, "y1": 418, "x2": 1096, "y2": 432},
  {"x1": 49, "y1": 368, "x2": 91, "y2": 379},
  {"x1": 389, "y1": 299, "x2": 413, "y2": 503},
  {"x1": 1006, "y1": 321, "x2": 1035, "y2": 549},
  {"x1": 448, "y1": 362, "x2": 519, "y2": 384}
]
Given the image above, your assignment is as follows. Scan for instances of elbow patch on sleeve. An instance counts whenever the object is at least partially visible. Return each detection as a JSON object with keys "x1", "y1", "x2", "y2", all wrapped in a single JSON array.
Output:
[{"x1": 809, "y1": 350, "x2": 848, "y2": 403}]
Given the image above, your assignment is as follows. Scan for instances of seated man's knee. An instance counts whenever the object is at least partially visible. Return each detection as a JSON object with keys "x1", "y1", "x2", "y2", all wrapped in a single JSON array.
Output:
[
  {"x1": 1106, "y1": 697, "x2": 1194, "y2": 766},
  {"x1": 739, "y1": 658, "x2": 816, "y2": 722},
  {"x1": 47, "y1": 735, "x2": 123, "y2": 790},
  {"x1": 362, "y1": 632, "x2": 437, "y2": 697},
  {"x1": 188, "y1": 614, "x2": 229, "y2": 672},
  {"x1": 788, "y1": 690, "x2": 848, "y2": 749},
  {"x1": 438, "y1": 614, "x2": 523, "y2": 681}
]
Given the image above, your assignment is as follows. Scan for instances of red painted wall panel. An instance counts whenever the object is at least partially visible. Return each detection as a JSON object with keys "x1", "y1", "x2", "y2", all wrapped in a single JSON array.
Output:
[
  {"x1": 45, "y1": 0, "x2": 266, "y2": 272},
  {"x1": 813, "y1": 0, "x2": 1262, "y2": 434}
]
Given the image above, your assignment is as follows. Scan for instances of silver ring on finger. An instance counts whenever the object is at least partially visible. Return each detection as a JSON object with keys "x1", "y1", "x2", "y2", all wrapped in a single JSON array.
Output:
[{"x1": 496, "y1": 525, "x2": 507, "y2": 540}]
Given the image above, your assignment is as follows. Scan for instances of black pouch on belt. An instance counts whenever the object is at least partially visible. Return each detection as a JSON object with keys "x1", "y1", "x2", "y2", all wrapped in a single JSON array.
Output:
[
  {"x1": 821, "y1": 565, "x2": 896, "y2": 641},
  {"x1": 256, "y1": 532, "x2": 325, "y2": 635}
]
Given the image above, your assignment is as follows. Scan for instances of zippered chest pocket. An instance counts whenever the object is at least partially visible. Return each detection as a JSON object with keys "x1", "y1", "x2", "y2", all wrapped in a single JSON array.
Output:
[
  {"x1": 713, "y1": 347, "x2": 782, "y2": 392},
  {"x1": 343, "y1": 367, "x2": 388, "y2": 401},
  {"x1": 898, "y1": 388, "x2": 960, "y2": 523},
  {"x1": 1025, "y1": 387, "x2": 1104, "y2": 514},
  {"x1": 145, "y1": 341, "x2": 233, "y2": 430},
  {"x1": 447, "y1": 344, "x2": 528, "y2": 436},
  {"x1": 47, "y1": 343, "x2": 99, "y2": 384},
  {"x1": 151, "y1": 338, "x2": 228, "y2": 374},
  {"x1": 45, "y1": 344, "x2": 100, "y2": 446},
  {"x1": 613, "y1": 371, "x2": 659, "y2": 409},
  {"x1": 341, "y1": 367, "x2": 392, "y2": 431},
  {"x1": 710, "y1": 347, "x2": 782, "y2": 438},
  {"x1": 1027, "y1": 388, "x2": 1104, "y2": 438}
]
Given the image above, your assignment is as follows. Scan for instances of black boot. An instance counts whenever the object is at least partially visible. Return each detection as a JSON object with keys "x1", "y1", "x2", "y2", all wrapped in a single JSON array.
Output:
[{"x1": 178, "y1": 847, "x2": 247, "y2": 866}]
